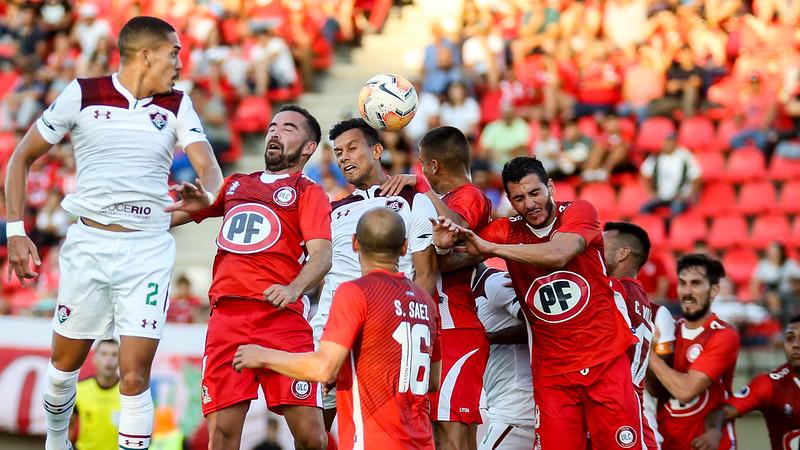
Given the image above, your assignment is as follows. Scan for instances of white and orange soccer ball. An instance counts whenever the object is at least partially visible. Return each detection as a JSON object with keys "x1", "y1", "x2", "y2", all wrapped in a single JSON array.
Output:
[{"x1": 357, "y1": 73, "x2": 418, "y2": 131}]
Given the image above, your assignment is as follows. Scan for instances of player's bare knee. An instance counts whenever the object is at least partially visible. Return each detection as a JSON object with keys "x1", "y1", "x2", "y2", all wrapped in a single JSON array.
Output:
[
  {"x1": 208, "y1": 423, "x2": 241, "y2": 450},
  {"x1": 118, "y1": 371, "x2": 148, "y2": 395},
  {"x1": 294, "y1": 430, "x2": 327, "y2": 450}
]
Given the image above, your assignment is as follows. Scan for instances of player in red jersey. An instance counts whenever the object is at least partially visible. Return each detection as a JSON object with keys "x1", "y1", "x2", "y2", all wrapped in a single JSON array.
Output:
[
  {"x1": 179, "y1": 105, "x2": 332, "y2": 449},
  {"x1": 435, "y1": 157, "x2": 640, "y2": 450},
  {"x1": 648, "y1": 254, "x2": 740, "y2": 450},
  {"x1": 603, "y1": 222, "x2": 659, "y2": 450},
  {"x1": 382, "y1": 126, "x2": 492, "y2": 449},
  {"x1": 691, "y1": 315, "x2": 800, "y2": 450},
  {"x1": 233, "y1": 207, "x2": 442, "y2": 450}
]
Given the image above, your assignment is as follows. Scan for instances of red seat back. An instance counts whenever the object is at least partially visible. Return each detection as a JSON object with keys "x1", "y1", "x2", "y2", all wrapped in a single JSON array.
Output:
[
  {"x1": 636, "y1": 117, "x2": 675, "y2": 152},
  {"x1": 678, "y1": 116, "x2": 715, "y2": 152},
  {"x1": 749, "y1": 214, "x2": 790, "y2": 249},
  {"x1": 726, "y1": 147, "x2": 766, "y2": 183},
  {"x1": 722, "y1": 248, "x2": 759, "y2": 285},
  {"x1": 668, "y1": 214, "x2": 708, "y2": 251},
  {"x1": 778, "y1": 181, "x2": 800, "y2": 214},
  {"x1": 736, "y1": 181, "x2": 777, "y2": 215},
  {"x1": 708, "y1": 214, "x2": 749, "y2": 249},
  {"x1": 695, "y1": 183, "x2": 737, "y2": 217}
]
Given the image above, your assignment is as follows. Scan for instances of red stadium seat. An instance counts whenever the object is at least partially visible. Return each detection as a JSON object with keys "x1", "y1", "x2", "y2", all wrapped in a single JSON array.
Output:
[
  {"x1": 725, "y1": 147, "x2": 766, "y2": 183},
  {"x1": 749, "y1": 214, "x2": 791, "y2": 249},
  {"x1": 233, "y1": 96, "x2": 272, "y2": 133},
  {"x1": 695, "y1": 152, "x2": 726, "y2": 182},
  {"x1": 616, "y1": 182, "x2": 649, "y2": 217},
  {"x1": 0, "y1": 70, "x2": 19, "y2": 99},
  {"x1": 694, "y1": 183, "x2": 736, "y2": 217},
  {"x1": 553, "y1": 181, "x2": 577, "y2": 201},
  {"x1": 736, "y1": 181, "x2": 777, "y2": 215},
  {"x1": 630, "y1": 215, "x2": 667, "y2": 250},
  {"x1": 636, "y1": 117, "x2": 675, "y2": 152},
  {"x1": 778, "y1": 181, "x2": 800, "y2": 214},
  {"x1": 678, "y1": 116, "x2": 715, "y2": 152},
  {"x1": 722, "y1": 248, "x2": 759, "y2": 285},
  {"x1": 578, "y1": 183, "x2": 616, "y2": 217},
  {"x1": 769, "y1": 155, "x2": 800, "y2": 181},
  {"x1": 790, "y1": 218, "x2": 800, "y2": 248},
  {"x1": 668, "y1": 214, "x2": 708, "y2": 251},
  {"x1": 577, "y1": 116, "x2": 599, "y2": 139},
  {"x1": 708, "y1": 214, "x2": 749, "y2": 249}
]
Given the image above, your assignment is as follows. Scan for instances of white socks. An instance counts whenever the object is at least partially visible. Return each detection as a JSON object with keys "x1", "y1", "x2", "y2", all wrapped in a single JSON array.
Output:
[
  {"x1": 43, "y1": 362, "x2": 79, "y2": 450},
  {"x1": 118, "y1": 388, "x2": 154, "y2": 449}
]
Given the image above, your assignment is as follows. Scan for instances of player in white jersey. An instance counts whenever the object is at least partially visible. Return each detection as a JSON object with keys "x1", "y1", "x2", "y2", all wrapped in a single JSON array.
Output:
[
  {"x1": 473, "y1": 266, "x2": 536, "y2": 450},
  {"x1": 311, "y1": 117, "x2": 437, "y2": 428},
  {"x1": 4, "y1": 17, "x2": 223, "y2": 450}
]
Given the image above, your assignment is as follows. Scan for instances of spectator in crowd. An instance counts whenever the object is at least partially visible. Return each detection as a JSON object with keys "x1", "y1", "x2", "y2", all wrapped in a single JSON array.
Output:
[
  {"x1": 438, "y1": 79, "x2": 480, "y2": 140},
  {"x1": 639, "y1": 133, "x2": 702, "y2": 216},
  {"x1": 250, "y1": 23, "x2": 298, "y2": 96},
  {"x1": 192, "y1": 86, "x2": 232, "y2": 164},
  {"x1": 712, "y1": 277, "x2": 770, "y2": 331},
  {"x1": 422, "y1": 21, "x2": 461, "y2": 95},
  {"x1": 649, "y1": 45, "x2": 704, "y2": 118},
  {"x1": 404, "y1": 82, "x2": 441, "y2": 145},
  {"x1": 559, "y1": 119, "x2": 592, "y2": 176},
  {"x1": 379, "y1": 130, "x2": 412, "y2": 175},
  {"x1": 461, "y1": 20, "x2": 504, "y2": 89},
  {"x1": 69, "y1": 3, "x2": 110, "y2": 67},
  {"x1": 582, "y1": 115, "x2": 630, "y2": 181},
  {"x1": 167, "y1": 275, "x2": 204, "y2": 324},
  {"x1": 306, "y1": 142, "x2": 347, "y2": 187},
  {"x1": 619, "y1": 45, "x2": 667, "y2": 122},
  {"x1": 479, "y1": 104, "x2": 530, "y2": 165},
  {"x1": 776, "y1": 78, "x2": 800, "y2": 158},
  {"x1": 2, "y1": 64, "x2": 46, "y2": 131},
  {"x1": 253, "y1": 418, "x2": 284, "y2": 450},
  {"x1": 751, "y1": 241, "x2": 800, "y2": 316},
  {"x1": 13, "y1": 3, "x2": 46, "y2": 69},
  {"x1": 32, "y1": 188, "x2": 70, "y2": 249},
  {"x1": 779, "y1": 266, "x2": 800, "y2": 325},
  {"x1": 730, "y1": 74, "x2": 777, "y2": 151},
  {"x1": 531, "y1": 121, "x2": 566, "y2": 176}
]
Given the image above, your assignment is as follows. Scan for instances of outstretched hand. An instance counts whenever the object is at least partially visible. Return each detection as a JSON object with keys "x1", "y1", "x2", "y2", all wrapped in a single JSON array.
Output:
[
  {"x1": 233, "y1": 344, "x2": 268, "y2": 372},
  {"x1": 165, "y1": 178, "x2": 213, "y2": 213},
  {"x1": 379, "y1": 174, "x2": 417, "y2": 197},
  {"x1": 430, "y1": 216, "x2": 460, "y2": 250},
  {"x1": 457, "y1": 227, "x2": 495, "y2": 257}
]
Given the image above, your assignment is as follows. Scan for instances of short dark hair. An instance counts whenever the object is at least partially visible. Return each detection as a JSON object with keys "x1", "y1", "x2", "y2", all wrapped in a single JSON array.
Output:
[
  {"x1": 789, "y1": 315, "x2": 800, "y2": 325},
  {"x1": 277, "y1": 104, "x2": 322, "y2": 144},
  {"x1": 501, "y1": 157, "x2": 550, "y2": 194},
  {"x1": 356, "y1": 207, "x2": 406, "y2": 257},
  {"x1": 118, "y1": 16, "x2": 176, "y2": 61},
  {"x1": 604, "y1": 221, "x2": 651, "y2": 270},
  {"x1": 328, "y1": 118, "x2": 380, "y2": 147},
  {"x1": 419, "y1": 126, "x2": 470, "y2": 172},
  {"x1": 676, "y1": 253, "x2": 726, "y2": 285}
]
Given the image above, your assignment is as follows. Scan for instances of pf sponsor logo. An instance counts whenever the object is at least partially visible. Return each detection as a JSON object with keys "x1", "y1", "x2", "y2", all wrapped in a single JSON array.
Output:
[
  {"x1": 686, "y1": 343, "x2": 704, "y2": 363},
  {"x1": 291, "y1": 380, "x2": 312, "y2": 400},
  {"x1": 783, "y1": 429, "x2": 800, "y2": 450},
  {"x1": 666, "y1": 390, "x2": 710, "y2": 417},
  {"x1": 56, "y1": 305, "x2": 72, "y2": 324},
  {"x1": 525, "y1": 271, "x2": 590, "y2": 323},
  {"x1": 615, "y1": 426, "x2": 637, "y2": 449},
  {"x1": 273, "y1": 186, "x2": 297, "y2": 207},
  {"x1": 217, "y1": 203, "x2": 281, "y2": 254}
]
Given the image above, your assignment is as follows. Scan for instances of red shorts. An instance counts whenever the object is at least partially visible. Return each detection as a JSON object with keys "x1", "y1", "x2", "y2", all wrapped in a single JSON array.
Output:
[
  {"x1": 430, "y1": 328, "x2": 489, "y2": 424},
  {"x1": 201, "y1": 298, "x2": 321, "y2": 416},
  {"x1": 535, "y1": 353, "x2": 642, "y2": 450}
]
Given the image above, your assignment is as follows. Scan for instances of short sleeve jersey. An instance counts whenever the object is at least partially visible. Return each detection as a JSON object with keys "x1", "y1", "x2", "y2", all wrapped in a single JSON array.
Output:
[
  {"x1": 36, "y1": 73, "x2": 208, "y2": 231},
  {"x1": 727, "y1": 364, "x2": 800, "y2": 450},
  {"x1": 439, "y1": 183, "x2": 492, "y2": 330},
  {"x1": 653, "y1": 303, "x2": 677, "y2": 356},
  {"x1": 610, "y1": 277, "x2": 654, "y2": 392},
  {"x1": 657, "y1": 314, "x2": 740, "y2": 450},
  {"x1": 321, "y1": 270, "x2": 441, "y2": 450},
  {"x1": 318, "y1": 185, "x2": 436, "y2": 316},
  {"x1": 479, "y1": 200, "x2": 635, "y2": 377},
  {"x1": 191, "y1": 172, "x2": 331, "y2": 316}
]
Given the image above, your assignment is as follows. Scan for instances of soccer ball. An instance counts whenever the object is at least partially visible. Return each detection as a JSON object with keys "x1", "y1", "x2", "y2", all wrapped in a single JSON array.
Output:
[{"x1": 357, "y1": 73, "x2": 418, "y2": 131}]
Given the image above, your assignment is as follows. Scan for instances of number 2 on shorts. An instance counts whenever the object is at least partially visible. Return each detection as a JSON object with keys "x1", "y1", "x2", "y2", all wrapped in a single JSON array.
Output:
[{"x1": 145, "y1": 282, "x2": 159, "y2": 306}]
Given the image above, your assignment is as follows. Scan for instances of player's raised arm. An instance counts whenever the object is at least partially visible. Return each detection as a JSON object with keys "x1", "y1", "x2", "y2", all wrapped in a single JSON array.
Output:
[{"x1": 4, "y1": 124, "x2": 54, "y2": 284}]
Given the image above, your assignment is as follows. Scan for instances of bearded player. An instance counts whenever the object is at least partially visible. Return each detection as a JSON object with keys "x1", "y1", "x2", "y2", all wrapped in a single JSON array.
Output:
[
  {"x1": 648, "y1": 254, "x2": 739, "y2": 450},
  {"x1": 179, "y1": 105, "x2": 332, "y2": 449},
  {"x1": 234, "y1": 207, "x2": 441, "y2": 450},
  {"x1": 436, "y1": 157, "x2": 640, "y2": 449}
]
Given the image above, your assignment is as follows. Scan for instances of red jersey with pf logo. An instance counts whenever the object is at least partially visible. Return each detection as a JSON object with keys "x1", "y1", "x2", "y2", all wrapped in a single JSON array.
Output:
[
  {"x1": 657, "y1": 314, "x2": 740, "y2": 450},
  {"x1": 479, "y1": 200, "x2": 634, "y2": 377},
  {"x1": 439, "y1": 183, "x2": 492, "y2": 330},
  {"x1": 191, "y1": 171, "x2": 332, "y2": 315},
  {"x1": 728, "y1": 364, "x2": 800, "y2": 450}
]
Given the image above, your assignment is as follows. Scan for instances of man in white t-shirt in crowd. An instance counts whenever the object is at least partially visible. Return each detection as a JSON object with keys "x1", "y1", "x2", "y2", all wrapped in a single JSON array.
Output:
[
  {"x1": 639, "y1": 132, "x2": 702, "y2": 217},
  {"x1": 472, "y1": 265, "x2": 535, "y2": 449},
  {"x1": 5, "y1": 16, "x2": 222, "y2": 450},
  {"x1": 70, "y1": 4, "x2": 111, "y2": 65},
  {"x1": 250, "y1": 22, "x2": 298, "y2": 96}
]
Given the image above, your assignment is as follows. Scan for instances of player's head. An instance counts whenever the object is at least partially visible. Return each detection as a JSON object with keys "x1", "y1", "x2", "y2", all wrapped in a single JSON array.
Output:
[
  {"x1": 265, "y1": 105, "x2": 321, "y2": 172},
  {"x1": 118, "y1": 16, "x2": 181, "y2": 94},
  {"x1": 353, "y1": 207, "x2": 407, "y2": 270},
  {"x1": 418, "y1": 126, "x2": 471, "y2": 191},
  {"x1": 786, "y1": 316, "x2": 800, "y2": 371},
  {"x1": 329, "y1": 118, "x2": 384, "y2": 188},
  {"x1": 501, "y1": 157, "x2": 556, "y2": 228},
  {"x1": 602, "y1": 221, "x2": 651, "y2": 277},
  {"x1": 92, "y1": 339, "x2": 120, "y2": 380},
  {"x1": 676, "y1": 253, "x2": 725, "y2": 322}
]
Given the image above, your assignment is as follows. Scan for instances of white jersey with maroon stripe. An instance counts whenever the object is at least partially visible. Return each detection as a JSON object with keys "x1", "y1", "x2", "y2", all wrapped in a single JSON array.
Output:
[{"x1": 35, "y1": 73, "x2": 208, "y2": 231}]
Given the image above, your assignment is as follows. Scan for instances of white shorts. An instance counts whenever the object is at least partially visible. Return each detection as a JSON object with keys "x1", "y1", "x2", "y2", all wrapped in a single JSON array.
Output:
[
  {"x1": 310, "y1": 312, "x2": 337, "y2": 410},
  {"x1": 52, "y1": 220, "x2": 176, "y2": 340},
  {"x1": 479, "y1": 422, "x2": 537, "y2": 450}
]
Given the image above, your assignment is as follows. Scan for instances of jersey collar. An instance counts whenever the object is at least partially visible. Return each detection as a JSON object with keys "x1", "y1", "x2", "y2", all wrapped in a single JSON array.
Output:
[
  {"x1": 353, "y1": 185, "x2": 380, "y2": 199},
  {"x1": 260, "y1": 172, "x2": 291, "y2": 184},
  {"x1": 525, "y1": 218, "x2": 556, "y2": 239},
  {"x1": 111, "y1": 73, "x2": 152, "y2": 109}
]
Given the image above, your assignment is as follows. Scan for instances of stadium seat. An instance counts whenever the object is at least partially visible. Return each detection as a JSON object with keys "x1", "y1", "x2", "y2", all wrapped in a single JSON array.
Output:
[
  {"x1": 577, "y1": 116, "x2": 599, "y2": 139},
  {"x1": 694, "y1": 152, "x2": 726, "y2": 182},
  {"x1": 778, "y1": 181, "x2": 800, "y2": 214},
  {"x1": 749, "y1": 214, "x2": 791, "y2": 249},
  {"x1": 769, "y1": 155, "x2": 800, "y2": 181},
  {"x1": 0, "y1": 70, "x2": 19, "y2": 99},
  {"x1": 736, "y1": 181, "x2": 777, "y2": 215},
  {"x1": 553, "y1": 181, "x2": 577, "y2": 201},
  {"x1": 678, "y1": 115, "x2": 715, "y2": 152},
  {"x1": 708, "y1": 214, "x2": 749, "y2": 249},
  {"x1": 630, "y1": 215, "x2": 667, "y2": 249},
  {"x1": 790, "y1": 217, "x2": 800, "y2": 248},
  {"x1": 722, "y1": 248, "x2": 759, "y2": 285},
  {"x1": 713, "y1": 119, "x2": 738, "y2": 153},
  {"x1": 668, "y1": 214, "x2": 708, "y2": 251},
  {"x1": 694, "y1": 183, "x2": 736, "y2": 217},
  {"x1": 635, "y1": 117, "x2": 675, "y2": 152},
  {"x1": 233, "y1": 96, "x2": 272, "y2": 133},
  {"x1": 725, "y1": 147, "x2": 766, "y2": 183},
  {"x1": 578, "y1": 183, "x2": 616, "y2": 216},
  {"x1": 616, "y1": 182, "x2": 649, "y2": 217}
]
